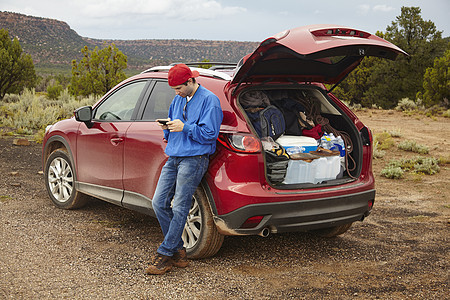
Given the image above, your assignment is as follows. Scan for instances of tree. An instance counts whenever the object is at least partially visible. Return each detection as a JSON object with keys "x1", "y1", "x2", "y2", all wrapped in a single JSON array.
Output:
[
  {"x1": 331, "y1": 56, "x2": 378, "y2": 106},
  {"x1": 69, "y1": 43, "x2": 127, "y2": 97},
  {"x1": 0, "y1": 28, "x2": 36, "y2": 99},
  {"x1": 363, "y1": 6, "x2": 446, "y2": 108},
  {"x1": 417, "y1": 48, "x2": 450, "y2": 108}
]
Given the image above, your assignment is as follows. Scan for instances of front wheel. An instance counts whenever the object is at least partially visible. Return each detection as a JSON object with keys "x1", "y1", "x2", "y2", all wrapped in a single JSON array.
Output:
[
  {"x1": 182, "y1": 186, "x2": 224, "y2": 259},
  {"x1": 44, "y1": 149, "x2": 89, "y2": 209}
]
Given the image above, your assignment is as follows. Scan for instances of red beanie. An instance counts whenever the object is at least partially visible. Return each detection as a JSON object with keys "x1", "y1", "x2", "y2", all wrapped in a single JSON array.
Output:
[{"x1": 168, "y1": 64, "x2": 200, "y2": 86}]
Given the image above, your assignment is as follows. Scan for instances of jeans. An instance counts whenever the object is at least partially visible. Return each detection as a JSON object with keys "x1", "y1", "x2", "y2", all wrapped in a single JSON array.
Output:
[{"x1": 152, "y1": 155, "x2": 209, "y2": 256}]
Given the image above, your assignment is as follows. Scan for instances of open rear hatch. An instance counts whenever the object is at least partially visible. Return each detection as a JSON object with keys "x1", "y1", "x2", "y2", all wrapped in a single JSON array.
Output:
[
  {"x1": 232, "y1": 25, "x2": 407, "y2": 187},
  {"x1": 232, "y1": 24, "x2": 407, "y2": 87}
]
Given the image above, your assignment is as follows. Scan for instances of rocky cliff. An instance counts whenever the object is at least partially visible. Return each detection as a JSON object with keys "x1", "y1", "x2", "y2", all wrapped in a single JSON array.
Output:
[{"x1": 0, "y1": 11, "x2": 258, "y2": 71}]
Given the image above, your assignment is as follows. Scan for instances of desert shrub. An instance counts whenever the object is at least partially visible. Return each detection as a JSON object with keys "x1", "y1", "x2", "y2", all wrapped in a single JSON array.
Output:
[
  {"x1": 0, "y1": 88, "x2": 98, "y2": 132},
  {"x1": 387, "y1": 129, "x2": 403, "y2": 138},
  {"x1": 412, "y1": 157, "x2": 440, "y2": 175},
  {"x1": 373, "y1": 132, "x2": 395, "y2": 150},
  {"x1": 384, "y1": 156, "x2": 440, "y2": 178},
  {"x1": 381, "y1": 166, "x2": 404, "y2": 179},
  {"x1": 372, "y1": 141, "x2": 386, "y2": 159},
  {"x1": 398, "y1": 140, "x2": 429, "y2": 154},
  {"x1": 443, "y1": 109, "x2": 450, "y2": 118},
  {"x1": 395, "y1": 98, "x2": 418, "y2": 111},
  {"x1": 1, "y1": 93, "x2": 20, "y2": 103}
]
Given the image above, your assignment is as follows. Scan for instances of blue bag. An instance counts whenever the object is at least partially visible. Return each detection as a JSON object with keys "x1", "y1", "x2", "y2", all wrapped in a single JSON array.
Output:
[{"x1": 259, "y1": 105, "x2": 285, "y2": 140}]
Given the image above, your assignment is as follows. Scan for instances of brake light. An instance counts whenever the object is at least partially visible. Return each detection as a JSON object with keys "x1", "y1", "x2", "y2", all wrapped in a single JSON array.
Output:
[
  {"x1": 218, "y1": 133, "x2": 261, "y2": 153},
  {"x1": 311, "y1": 28, "x2": 371, "y2": 38}
]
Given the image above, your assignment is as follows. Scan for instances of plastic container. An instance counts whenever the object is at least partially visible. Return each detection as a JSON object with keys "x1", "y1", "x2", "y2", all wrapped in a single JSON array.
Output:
[
  {"x1": 276, "y1": 135, "x2": 318, "y2": 154},
  {"x1": 313, "y1": 156, "x2": 341, "y2": 183},
  {"x1": 283, "y1": 155, "x2": 341, "y2": 184}
]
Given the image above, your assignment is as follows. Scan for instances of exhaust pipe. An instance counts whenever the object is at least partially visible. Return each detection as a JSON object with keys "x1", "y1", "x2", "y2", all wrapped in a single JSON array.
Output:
[{"x1": 259, "y1": 227, "x2": 271, "y2": 237}]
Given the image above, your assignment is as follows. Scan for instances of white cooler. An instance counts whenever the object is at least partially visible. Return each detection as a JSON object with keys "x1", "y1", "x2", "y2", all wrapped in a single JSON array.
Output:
[{"x1": 276, "y1": 135, "x2": 318, "y2": 153}]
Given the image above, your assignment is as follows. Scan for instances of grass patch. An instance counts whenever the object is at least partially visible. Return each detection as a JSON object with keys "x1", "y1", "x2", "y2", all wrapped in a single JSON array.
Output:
[
  {"x1": 408, "y1": 215, "x2": 430, "y2": 222},
  {"x1": 0, "y1": 195, "x2": 12, "y2": 203}
]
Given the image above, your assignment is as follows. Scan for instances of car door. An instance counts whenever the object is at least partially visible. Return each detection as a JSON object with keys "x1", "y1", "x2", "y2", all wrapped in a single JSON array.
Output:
[
  {"x1": 76, "y1": 80, "x2": 150, "y2": 205},
  {"x1": 121, "y1": 79, "x2": 175, "y2": 213}
]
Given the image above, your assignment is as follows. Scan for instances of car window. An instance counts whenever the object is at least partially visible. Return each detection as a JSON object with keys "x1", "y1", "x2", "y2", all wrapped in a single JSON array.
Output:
[
  {"x1": 141, "y1": 81, "x2": 174, "y2": 120},
  {"x1": 94, "y1": 81, "x2": 147, "y2": 121}
]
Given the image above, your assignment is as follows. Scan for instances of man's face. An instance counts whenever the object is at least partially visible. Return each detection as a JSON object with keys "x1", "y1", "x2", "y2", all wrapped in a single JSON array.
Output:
[{"x1": 171, "y1": 79, "x2": 194, "y2": 98}]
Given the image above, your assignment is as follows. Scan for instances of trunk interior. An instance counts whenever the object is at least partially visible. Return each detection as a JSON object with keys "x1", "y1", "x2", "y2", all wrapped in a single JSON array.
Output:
[{"x1": 238, "y1": 85, "x2": 362, "y2": 188}]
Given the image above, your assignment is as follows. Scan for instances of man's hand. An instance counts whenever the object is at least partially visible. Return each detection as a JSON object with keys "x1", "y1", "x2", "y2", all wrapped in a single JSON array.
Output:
[
  {"x1": 167, "y1": 119, "x2": 184, "y2": 132},
  {"x1": 156, "y1": 118, "x2": 170, "y2": 130}
]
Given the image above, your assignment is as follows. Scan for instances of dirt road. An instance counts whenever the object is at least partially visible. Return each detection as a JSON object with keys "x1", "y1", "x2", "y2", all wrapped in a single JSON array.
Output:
[{"x1": 1, "y1": 109, "x2": 449, "y2": 299}]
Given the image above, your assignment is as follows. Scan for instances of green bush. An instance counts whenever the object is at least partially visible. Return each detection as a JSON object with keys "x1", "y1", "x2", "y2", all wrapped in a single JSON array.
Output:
[
  {"x1": 398, "y1": 140, "x2": 429, "y2": 154},
  {"x1": 381, "y1": 166, "x2": 404, "y2": 179},
  {"x1": 383, "y1": 156, "x2": 440, "y2": 178},
  {"x1": 46, "y1": 81, "x2": 64, "y2": 100}
]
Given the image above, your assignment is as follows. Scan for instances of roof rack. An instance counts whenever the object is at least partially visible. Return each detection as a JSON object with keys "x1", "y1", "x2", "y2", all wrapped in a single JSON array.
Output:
[
  {"x1": 141, "y1": 62, "x2": 235, "y2": 81},
  {"x1": 170, "y1": 62, "x2": 237, "y2": 71}
]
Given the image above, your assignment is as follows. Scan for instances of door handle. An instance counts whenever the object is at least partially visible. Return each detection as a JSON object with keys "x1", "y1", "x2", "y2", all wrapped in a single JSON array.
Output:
[{"x1": 110, "y1": 137, "x2": 124, "y2": 146}]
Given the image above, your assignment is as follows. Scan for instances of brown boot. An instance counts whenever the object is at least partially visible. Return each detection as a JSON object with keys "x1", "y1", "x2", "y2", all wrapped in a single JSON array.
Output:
[
  {"x1": 172, "y1": 248, "x2": 189, "y2": 268},
  {"x1": 145, "y1": 253, "x2": 173, "y2": 275}
]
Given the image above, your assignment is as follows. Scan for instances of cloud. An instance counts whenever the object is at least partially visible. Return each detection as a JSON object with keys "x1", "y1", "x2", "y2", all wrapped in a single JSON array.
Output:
[
  {"x1": 357, "y1": 4, "x2": 395, "y2": 16},
  {"x1": 78, "y1": 0, "x2": 246, "y2": 20},
  {"x1": 373, "y1": 4, "x2": 395, "y2": 12},
  {"x1": 357, "y1": 4, "x2": 371, "y2": 16}
]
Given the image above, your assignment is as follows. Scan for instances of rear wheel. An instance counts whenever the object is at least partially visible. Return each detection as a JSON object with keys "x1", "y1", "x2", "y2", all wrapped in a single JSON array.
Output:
[
  {"x1": 312, "y1": 222, "x2": 353, "y2": 238},
  {"x1": 183, "y1": 186, "x2": 224, "y2": 259},
  {"x1": 44, "y1": 149, "x2": 89, "y2": 209}
]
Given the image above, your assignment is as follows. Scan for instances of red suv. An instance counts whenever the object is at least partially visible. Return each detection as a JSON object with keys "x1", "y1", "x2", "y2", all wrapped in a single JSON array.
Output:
[{"x1": 42, "y1": 25, "x2": 406, "y2": 258}]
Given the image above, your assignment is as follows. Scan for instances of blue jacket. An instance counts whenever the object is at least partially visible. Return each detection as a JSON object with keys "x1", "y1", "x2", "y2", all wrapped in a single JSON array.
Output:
[{"x1": 164, "y1": 85, "x2": 223, "y2": 156}]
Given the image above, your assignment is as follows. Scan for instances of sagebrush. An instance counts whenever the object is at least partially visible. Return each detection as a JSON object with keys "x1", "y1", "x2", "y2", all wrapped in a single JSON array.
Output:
[{"x1": 0, "y1": 88, "x2": 98, "y2": 132}]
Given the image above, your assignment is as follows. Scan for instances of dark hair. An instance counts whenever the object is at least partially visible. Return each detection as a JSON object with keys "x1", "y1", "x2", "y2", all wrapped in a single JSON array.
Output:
[{"x1": 183, "y1": 78, "x2": 196, "y2": 85}]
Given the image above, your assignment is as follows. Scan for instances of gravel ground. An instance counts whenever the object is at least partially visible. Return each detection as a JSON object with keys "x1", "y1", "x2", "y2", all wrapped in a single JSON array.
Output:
[{"x1": 1, "y1": 109, "x2": 449, "y2": 299}]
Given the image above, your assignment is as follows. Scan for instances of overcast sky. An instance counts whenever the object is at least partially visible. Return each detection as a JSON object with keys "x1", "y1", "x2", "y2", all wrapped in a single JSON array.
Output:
[{"x1": 1, "y1": 0, "x2": 449, "y2": 42}]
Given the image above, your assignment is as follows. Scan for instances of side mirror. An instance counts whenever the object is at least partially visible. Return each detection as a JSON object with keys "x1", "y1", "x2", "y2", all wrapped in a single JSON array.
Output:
[{"x1": 74, "y1": 106, "x2": 92, "y2": 122}]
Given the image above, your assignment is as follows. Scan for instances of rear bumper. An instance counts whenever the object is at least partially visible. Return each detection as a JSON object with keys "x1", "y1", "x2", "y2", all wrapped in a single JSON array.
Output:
[{"x1": 214, "y1": 189, "x2": 375, "y2": 236}]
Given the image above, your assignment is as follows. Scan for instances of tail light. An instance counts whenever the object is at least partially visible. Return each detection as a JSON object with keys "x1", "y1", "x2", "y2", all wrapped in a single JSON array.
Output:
[
  {"x1": 218, "y1": 133, "x2": 261, "y2": 153},
  {"x1": 240, "y1": 216, "x2": 264, "y2": 229}
]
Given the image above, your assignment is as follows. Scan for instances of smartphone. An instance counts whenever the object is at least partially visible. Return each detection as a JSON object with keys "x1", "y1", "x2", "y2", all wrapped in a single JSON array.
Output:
[{"x1": 157, "y1": 119, "x2": 169, "y2": 125}]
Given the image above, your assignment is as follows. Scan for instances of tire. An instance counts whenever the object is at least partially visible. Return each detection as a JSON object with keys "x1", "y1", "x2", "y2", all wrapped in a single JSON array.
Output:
[
  {"x1": 183, "y1": 186, "x2": 224, "y2": 259},
  {"x1": 44, "y1": 149, "x2": 89, "y2": 209},
  {"x1": 312, "y1": 222, "x2": 353, "y2": 238}
]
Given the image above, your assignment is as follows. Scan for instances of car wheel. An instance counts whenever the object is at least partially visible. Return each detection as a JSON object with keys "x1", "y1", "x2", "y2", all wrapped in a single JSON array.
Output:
[
  {"x1": 183, "y1": 186, "x2": 224, "y2": 259},
  {"x1": 44, "y1": 149, "x2": 89, "y2": 209},
  {"x1": 312, "y1": 222, "x2": 353, "y2": 238}
]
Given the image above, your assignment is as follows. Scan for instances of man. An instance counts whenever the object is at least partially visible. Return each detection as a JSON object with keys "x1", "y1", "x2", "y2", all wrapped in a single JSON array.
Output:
[{"x1": 145, "y1": 64, "x2": 223, "y2": 275}]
